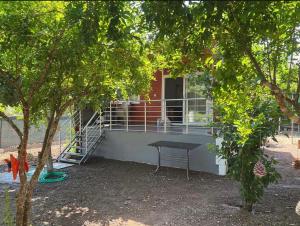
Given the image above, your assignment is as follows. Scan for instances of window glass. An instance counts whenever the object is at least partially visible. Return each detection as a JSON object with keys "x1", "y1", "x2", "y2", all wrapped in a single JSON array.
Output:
[{"x1": 185, "y1": 73, "x2": 212, "y2": 124}]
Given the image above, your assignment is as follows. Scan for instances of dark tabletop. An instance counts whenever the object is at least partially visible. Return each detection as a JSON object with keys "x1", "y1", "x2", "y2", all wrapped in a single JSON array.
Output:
[{"x1": 148, "y1": 141, "x2": 201, "y2": 150}]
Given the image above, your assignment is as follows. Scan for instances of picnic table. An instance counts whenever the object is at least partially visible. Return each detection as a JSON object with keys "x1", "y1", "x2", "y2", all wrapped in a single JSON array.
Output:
[{"x1": 148, "y1": 141, "x2": 201, "y2": 180}]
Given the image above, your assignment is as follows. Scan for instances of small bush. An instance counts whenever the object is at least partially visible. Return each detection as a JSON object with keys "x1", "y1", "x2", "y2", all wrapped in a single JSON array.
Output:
[
  {"x1": 218, "y1": 122, "x2": 281, "y2": 211},
  {"x1": 214, "y1": 87, "x2": 281, "y2": 211}
]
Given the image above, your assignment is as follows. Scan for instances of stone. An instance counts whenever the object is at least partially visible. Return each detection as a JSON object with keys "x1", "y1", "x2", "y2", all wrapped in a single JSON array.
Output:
[{"x1": 295, "y1": 201, "x2": 300, "y2": 216}]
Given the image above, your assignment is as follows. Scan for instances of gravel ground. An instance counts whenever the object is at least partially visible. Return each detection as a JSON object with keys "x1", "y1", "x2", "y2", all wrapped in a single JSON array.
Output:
[{"x1": 0, "y1": 137, "x2": 300, "y2": 226}]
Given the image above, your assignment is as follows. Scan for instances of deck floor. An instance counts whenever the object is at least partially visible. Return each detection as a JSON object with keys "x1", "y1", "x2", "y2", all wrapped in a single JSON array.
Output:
[{"x1": 104, "y1": 123, "x2": 213, "y2": 136}]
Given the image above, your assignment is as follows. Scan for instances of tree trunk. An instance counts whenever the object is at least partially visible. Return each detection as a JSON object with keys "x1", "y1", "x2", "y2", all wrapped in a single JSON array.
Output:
[
  {"x1": 245, "y1": 48, "x2": 300, "y2": 125},
  {"x1": 243, "y1": 201, "x2": 253, "y2": 212},
  {"x1": 47, "y1": 147, "x2": 54, "y2": 173},
  {"x1": 239, "y1": 149, "x2": 254, "y2": 212},
  {"x1": 16, "y1": 107, "x2": 30, "y2": 226},
  {"x1": 22, "y1": 192, "x2": 32, "y2": 226},
  {"x1": 16, "y1": 110, "x2": 61, "y2": 226}
]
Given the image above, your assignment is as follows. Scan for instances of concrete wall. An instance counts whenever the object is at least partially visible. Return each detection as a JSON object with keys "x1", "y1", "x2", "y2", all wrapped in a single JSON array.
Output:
[
  {"x1": 94, "y1": 130, "x2": 220, "y2": 175},
  {"x1": 0, "y1": 116, "x2": 70, "y2": 148}
]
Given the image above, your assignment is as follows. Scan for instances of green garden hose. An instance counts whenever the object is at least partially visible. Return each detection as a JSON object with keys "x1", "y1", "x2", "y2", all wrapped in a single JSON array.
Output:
[{"x1": 38, "y1": 171, "x2": 68, "y2": 183}]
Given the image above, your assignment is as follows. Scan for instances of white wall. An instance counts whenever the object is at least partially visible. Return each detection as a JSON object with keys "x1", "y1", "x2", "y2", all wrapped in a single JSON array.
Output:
[{"x1": 94, "y1": 131, "x2": 220, "y2": 175}]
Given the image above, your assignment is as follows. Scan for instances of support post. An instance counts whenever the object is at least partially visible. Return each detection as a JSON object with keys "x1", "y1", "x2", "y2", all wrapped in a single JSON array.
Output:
[
  {"x1": 185, "y1": 99, "x2": 189, "y2": 134},
  {"x1": 144, "y1": 101, "x2": 147, "y2": 132},
  {"x1": 79, "y1": 110, "x2": 82, "y2": 136},
  {"x1": 164, "y1": 99, "x2": 167, "y2": 133},
  {"x1": 126, "y1": 101, "x2": 129, "y2": 132},
  {"x1": 109, "y1": 102, "x2": 112, "y2": 131},
  {"x1": 99, "y1": 109, "x2": 102, "y2": 136},
  {"x1": 59, "y1": 125, "x2": 62, "y2": 154},
  {"x1": 69, "y1": 118, "x2": 72, "y2": 142},
  {"x1": 85, "y1": 126, "x2": 88, "y2": 154},
  {"x1": 154, "y1": 146, "x2": 161, "y2": 173},
  {"x1": 186, "y1": 149, "x2": 190, "y2": 180}
]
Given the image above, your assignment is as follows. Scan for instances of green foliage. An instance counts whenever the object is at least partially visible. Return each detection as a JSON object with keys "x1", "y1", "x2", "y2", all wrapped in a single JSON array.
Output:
[
  {"x1": 215, "y1": 85, "x2": 281, "y2": 210},
  {"x1": 0, "y1": 1, "x2": 155, "y2": 122},
  {"x1": 142, "y1": 1, "x2": 300, "y2": 123},
  {"x1": 3, "y1": 188, "x2": 14, "y2": 226},
  {"x1": 0, "y1": 3, "x2": 155, "y2": 225},
  {"x1": 0, "y1": 77, "x2": 18, "y2": 106},
  {"x1": 141, "y1": 1, "x2": 295, "y2": 210}
]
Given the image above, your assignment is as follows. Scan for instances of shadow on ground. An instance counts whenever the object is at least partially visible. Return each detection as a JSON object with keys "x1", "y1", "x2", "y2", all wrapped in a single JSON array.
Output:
[
  {"x1": 26, "y1": 156, "x2": 299, "y2": 226},
  {"x1": 1, "y1": 141, "x2": 300, "y2": 226}
]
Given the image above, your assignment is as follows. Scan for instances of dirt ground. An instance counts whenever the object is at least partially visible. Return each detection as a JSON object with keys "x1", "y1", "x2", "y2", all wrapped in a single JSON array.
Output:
[
  {"x1": 0, "y1": 137, "x2": 300, "y2": 226},
  {"x1": 0, "y1": 142, "x2": 62, "y2": 166}
]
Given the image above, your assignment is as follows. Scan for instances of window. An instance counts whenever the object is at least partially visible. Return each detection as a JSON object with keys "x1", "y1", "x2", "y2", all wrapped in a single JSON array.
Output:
[{"x1": 185, "y1": 73, "x2": 212, "y2": 124}]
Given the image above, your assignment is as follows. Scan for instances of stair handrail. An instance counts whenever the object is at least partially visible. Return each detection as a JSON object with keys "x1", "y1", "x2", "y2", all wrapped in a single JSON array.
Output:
[
  {"x1": 80, "y1": 111, "x2": 99, "y2": 134},
  {"x1": 56, "y1": 136, "x2": 77, "y2": 160},
  {"x1": 57, "y1": 109, "x2": 105, "y2": 164},
  {"x1": 84, "y1": 114, "x2": 102, "y2": 151},
  {"x1": 57, "y1": 110, "x2": 81, "y2": 153},
  {"x1": 58, "y1": 111, "x2": 80, "y2": 129}
]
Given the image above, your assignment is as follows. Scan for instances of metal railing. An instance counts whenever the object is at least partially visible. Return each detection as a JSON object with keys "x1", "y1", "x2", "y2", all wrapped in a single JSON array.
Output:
[
  {"x1": 56, "y1": 110, "x2": 104, "y2": 164},
  {"x1": 278, "y1": 117, "x2": 300, "y2": 144},
  {"x1": 103, "y1": 98, "x2": 213, "y2": 135},
  {"x1": 57, "y1": 110, "x2": 81, "y2": 155},
  {"x1": 84, "y1": 111, "x2": 103, "y2": 154}
]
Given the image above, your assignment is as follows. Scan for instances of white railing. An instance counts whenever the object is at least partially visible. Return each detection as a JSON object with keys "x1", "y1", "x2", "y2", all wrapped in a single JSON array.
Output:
[
  {"x1": 56, "y1": 110, "x2": 104, "y2": 164},
  {"x1": 103, "y1": 98, "x2": 213, "y2": 135},
  {"x1": 57, "y1": 110, "x2": 82, "y2": 155}
]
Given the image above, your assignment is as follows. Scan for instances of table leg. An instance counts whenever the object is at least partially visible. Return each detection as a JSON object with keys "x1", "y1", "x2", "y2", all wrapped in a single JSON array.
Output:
[
  {"x1": 154, "y1": 146, "x2": 161, "y2": 173},
  {"x1": 186, "y1": 149, "x2": 190, "y2": 180}
]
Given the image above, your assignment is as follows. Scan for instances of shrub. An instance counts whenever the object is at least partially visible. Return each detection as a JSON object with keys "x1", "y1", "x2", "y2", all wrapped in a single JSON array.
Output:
[
  {"x1": 214, "y1": 87, "x2": 281, "y2": 211},
  {"x1": 218, "y1": 121, "x2": 280, "y2": 211}
]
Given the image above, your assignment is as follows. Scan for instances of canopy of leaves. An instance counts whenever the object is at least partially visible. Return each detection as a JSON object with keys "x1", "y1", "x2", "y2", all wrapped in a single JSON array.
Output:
[
  {"x1": 142, "y1": 1, "x2": 300, "y2": 122},
  {"x1": 215, "y1": 81, "x2": 281, "y2": 206},
  {"x1": 141, "y1": 1, "x2": 290, "y2": 208},
  {"x1": 0, "y1": 1, "x2": 155, "y2": 122}
]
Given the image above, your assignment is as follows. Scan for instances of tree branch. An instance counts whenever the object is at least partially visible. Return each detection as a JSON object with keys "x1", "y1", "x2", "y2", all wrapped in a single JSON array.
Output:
[
  {"x1": 245, "y1": 47, "x2": 300, "y2": 122},
  {"x1": 0, "y1": 68, "x2": 26, "y2": 105},
  {"x1": 245, "y1": 47, "x2": 293, "y2": 103},
  {"x1": 28, "y1": 28, "x2": 67, "y2": 103},
  {"x1": 273, "y1": 93, "x2": 300, "y2": 124},
  {"x1": 266, "y1": 41, "x2": 272, "y2": 81},
  {"x1": 227, "y1": 3, "x2": 300, "y2": 123},
  {"x1": 295, "y1": 65, "x2": 300, "y2": 104},
  {"x1": 0, "y1": 111, "x2": 23, "y2": 141},
  {"x1": 272, "y1": 44, "x2": 279, "y2": 84}
]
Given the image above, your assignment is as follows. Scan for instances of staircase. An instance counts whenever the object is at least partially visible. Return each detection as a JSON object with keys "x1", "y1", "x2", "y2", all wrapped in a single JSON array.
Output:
[{"x1": 57, "y1": 111, "x2": 105, "y2": 164}]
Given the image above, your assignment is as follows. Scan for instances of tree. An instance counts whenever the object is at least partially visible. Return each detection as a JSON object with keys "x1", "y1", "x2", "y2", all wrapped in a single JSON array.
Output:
[
  {"x1": 214, "y1": 81, "x2": 281, "y2": 211},
  {"x1": 0, "y1": 2, "x2": 154, "y2": 225},
  {"x1": 141, "y1": 1, "x2": 299, "y2": 210},
  {"x1": 142, "y1": 1, "x2": 300, "y2": 123}
]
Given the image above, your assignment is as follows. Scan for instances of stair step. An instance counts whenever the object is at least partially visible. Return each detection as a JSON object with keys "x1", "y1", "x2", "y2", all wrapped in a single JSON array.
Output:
[
  {"x1": 69, "y1": 146, "x2": 86, "y2": 150},
  {"x1": 76, "y1": 135, "x2": 101, "y2": 138},
  {"x1": 59, "y1": 158, "x2": 81, "y2": 164},
  {"x1": 63, "y1": 152, "x2": 85, "y2": 157},
  {"x1": 75, "y1": 140, "x2": 98, "y2": 144},
  {"x1": 58, "y1": 131, "x2": 105, "y2": 164}
]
